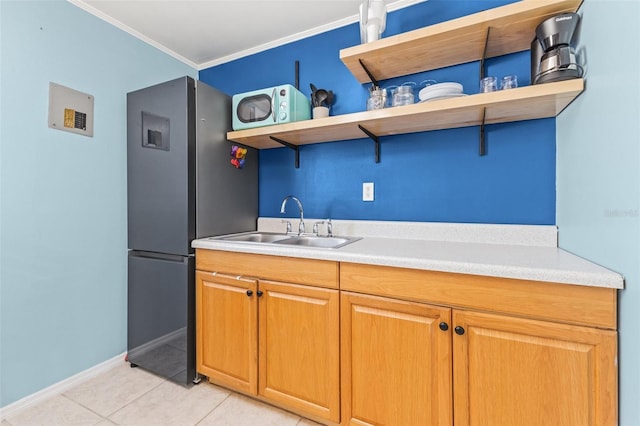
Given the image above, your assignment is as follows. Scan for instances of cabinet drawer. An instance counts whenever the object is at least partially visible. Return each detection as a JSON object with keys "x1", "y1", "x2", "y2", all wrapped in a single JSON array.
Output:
[
  {"x1": 340, "y1": 262, "x2": 616, "y2": 329},
  {"x1": 196, "y1": 249, "x2": 338, "y2": 289}
]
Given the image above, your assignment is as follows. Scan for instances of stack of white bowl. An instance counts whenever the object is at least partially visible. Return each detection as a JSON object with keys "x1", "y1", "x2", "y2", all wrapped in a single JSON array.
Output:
[{"x1": 418, "y1": 82, "x2": 467, "y2": 102}]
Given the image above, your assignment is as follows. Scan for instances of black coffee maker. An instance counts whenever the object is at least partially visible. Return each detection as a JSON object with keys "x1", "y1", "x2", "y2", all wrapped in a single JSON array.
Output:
[{"x1": 531, "y1": 12, "x2": 582, "y2": 85}]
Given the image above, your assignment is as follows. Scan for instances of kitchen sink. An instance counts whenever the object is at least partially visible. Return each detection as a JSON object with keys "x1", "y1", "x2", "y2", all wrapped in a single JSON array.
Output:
[
  {"x1": 219, "y1": 232, "x2": 291, "y2": 243},
  {"x1": 275, "y1": 235, "x2": 359, "y2": 249},
  {"x1": 213, "y1": 232, "x2": 360, "y2": 249}
]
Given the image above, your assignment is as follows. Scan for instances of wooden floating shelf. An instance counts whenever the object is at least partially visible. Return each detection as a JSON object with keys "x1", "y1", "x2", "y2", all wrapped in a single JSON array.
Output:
[
  {"x1": 339, "y1": 0, "x2": 583, "y2": 84},
  {"x1": 227, "y1": 79, "x2": 584, "y2": 150}
]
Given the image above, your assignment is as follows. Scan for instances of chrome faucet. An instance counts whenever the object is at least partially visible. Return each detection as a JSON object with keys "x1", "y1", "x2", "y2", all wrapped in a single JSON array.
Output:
[
  {"x1": 280, "y1": 195, "x2": 305, "y2": 235},
  {"x1": 313, "y1": 219, "x2": 333, "y2": 237}
]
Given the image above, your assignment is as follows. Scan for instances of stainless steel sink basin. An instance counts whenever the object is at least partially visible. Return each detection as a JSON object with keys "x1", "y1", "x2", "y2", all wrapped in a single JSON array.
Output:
[
  {"x1": 219, "y1": 232, "x2": 291, "y2": 243},
  {"x1": 275, "y1": 236, "x2": 360, "y2": 249},
  {"x1": 213, "y1": 232, "x2": 360, "y2": 249}
]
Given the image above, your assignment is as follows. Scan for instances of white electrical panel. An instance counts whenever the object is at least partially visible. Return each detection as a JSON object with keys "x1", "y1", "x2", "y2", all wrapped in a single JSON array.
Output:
[{"x1": 48, "y1": 82, "x2": 94, "y2": 137}]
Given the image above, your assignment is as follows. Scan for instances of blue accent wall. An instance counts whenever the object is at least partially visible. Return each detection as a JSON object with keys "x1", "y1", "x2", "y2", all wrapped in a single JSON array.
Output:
[{"x1": 200, "y1": 0, "x2": 556, "y2": 224}]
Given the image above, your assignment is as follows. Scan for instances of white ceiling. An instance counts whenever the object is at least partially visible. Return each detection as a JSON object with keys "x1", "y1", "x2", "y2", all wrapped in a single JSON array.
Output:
[{"x1": 69, "y1": 0, "x2": 423, "y2": 70}]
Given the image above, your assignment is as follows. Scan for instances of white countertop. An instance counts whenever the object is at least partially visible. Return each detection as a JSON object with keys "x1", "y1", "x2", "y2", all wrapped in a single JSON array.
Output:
[{"x1": 192, "y1": 219, "x2": 624, "y2": 289}]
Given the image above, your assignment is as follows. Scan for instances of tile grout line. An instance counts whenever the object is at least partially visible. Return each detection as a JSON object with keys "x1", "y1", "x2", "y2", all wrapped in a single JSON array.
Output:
[
  {"x1": 193, "y1": 389, "x2": 233, "y2": 426},
  {"x1": 5, "y1": 366, "x2": 316, "y2": 426},
  {"x1": 101, "y1": 369, "x2": 172, "y2": 423},
  {"x1": 57, "y1": 394, "x2": 110, "y2": 425}
]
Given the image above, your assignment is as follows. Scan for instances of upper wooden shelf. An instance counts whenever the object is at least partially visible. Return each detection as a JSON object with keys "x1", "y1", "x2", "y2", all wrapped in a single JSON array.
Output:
[
  {"x1": 227, "y1": 79, "x2": 584, "y2": 149},
  {"x1": 339, "y1": 0, "x2": 583, "y2": 84}
]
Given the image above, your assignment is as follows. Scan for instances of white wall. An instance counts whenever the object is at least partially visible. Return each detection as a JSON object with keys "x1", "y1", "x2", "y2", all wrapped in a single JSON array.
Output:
[
  {"x1": 557, "y1": 1, "x2": 640, "y2": 424},
  {"x1": 0, "y1": 0, "x2": 196, "y2": 407}
]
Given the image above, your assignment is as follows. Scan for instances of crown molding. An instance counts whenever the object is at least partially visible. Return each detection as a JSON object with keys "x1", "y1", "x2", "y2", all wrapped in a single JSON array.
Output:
[{"x1": 68, "y1": 0, "x2": 426, "y2": 70}]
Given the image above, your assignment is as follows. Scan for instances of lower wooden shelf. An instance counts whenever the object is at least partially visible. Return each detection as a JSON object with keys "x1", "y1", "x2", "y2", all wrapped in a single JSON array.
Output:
[{"x1": 227, "y1": 78, "x2": 584, "y2": 150}]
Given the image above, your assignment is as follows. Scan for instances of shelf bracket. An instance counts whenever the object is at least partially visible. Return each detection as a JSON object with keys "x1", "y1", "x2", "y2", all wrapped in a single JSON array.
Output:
[
  {"x1": 479, "y1": 26, "x2": 491, "y2": 156},
  {"x1": 358, "y1": 59, "x2": 381, "y2": 89},
  {"x1": 358, "y1": 125, "x2": 381, "y2": 163},
  {"x1": 270, "y1": 136, "x2": 300, "y2": 168},
  {"x1": 479, "y1": 108, "x2": 487, "y2": 156},
  {"x1": 480, "y1": 26, "x2": 492, "y2": 81}
]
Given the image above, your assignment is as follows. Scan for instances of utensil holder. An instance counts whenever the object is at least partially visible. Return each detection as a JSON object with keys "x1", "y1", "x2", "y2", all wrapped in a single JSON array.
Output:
[{"x1": 313, "y1": 106, "x2": 329, "y2": 119}]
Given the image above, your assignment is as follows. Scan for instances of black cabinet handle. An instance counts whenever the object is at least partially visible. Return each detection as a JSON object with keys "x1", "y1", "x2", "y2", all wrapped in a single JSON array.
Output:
[
  {"x1": 439, "y1": 322, "x2": 449, "y2": 331},
  {"x1": 257, "y1": 290, "x2": 264, "y2": 297},
  {"x1": 246, "y1": 290, "x2": 253, "y2": 297},
  {"x1": 454, "y1": 326, "x2": 465, "y2": 335}
]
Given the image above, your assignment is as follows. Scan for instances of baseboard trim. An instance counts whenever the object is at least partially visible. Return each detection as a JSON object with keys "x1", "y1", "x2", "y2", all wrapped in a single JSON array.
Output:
[
  {"x1": 0, "y1": 352, "x2": 127, "y2": 419},
  {"x1": 127, "y1": 327, "x2": 185, "y2": 361}
]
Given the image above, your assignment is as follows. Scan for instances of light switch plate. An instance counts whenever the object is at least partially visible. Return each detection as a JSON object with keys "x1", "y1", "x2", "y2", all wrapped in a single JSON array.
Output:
[
  {"x1": 363, "y1": 182, "x2": 374, "y2": 201},
  {"x1": 48, "y1": 82, "x2": 94, "y2": 137}
]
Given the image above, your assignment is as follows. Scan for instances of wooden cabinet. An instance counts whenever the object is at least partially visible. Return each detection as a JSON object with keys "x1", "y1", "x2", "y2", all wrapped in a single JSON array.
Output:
[
  {"x1": 259, "y1": 280, "x2": 340, "y2": 422},
  {"x1": 196, "y1": 249, "x2": 618, "y2": 425},
  {"x1": 452, "y1": 310, "x2": 617, "y2": 426},
  {"x1": 196, "y1": 271, "x2": 258, "y2": 394},
  {"x1": 340, "y1": 262, "x2": 618, "y2": 426},
  {"x1": 341, "y1": 292, "x2": 452, "y2": 426},
  {"x1": 195, "y1": 249, "x2": 340, "y2": 423}
]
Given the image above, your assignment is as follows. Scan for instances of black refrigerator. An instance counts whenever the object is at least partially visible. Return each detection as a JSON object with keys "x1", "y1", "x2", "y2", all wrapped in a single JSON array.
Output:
[{"x1": 126, "y1": 76, "x2": 258, "y2": 385}]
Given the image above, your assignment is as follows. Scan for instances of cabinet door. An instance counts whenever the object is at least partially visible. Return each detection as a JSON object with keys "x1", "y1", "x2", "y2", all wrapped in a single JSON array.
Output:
[
  {"x1": 452, "y1": 310, "x2": 618, "y2": 426},
  {"x1": 341, "y1": 291, "x2": 452, "y2": 426},
  {"x1": 196, "y1": 271, "x2": 258, "y2": 394},
  {"x1": 258, "y1": 280, "x2": 340, "y2": 423}
]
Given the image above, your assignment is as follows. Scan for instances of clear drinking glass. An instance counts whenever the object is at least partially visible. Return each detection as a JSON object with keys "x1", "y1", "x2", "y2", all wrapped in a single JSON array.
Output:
[
  {"x1": 500, "y1": 75, "x2": 518, "y2": 90},
  {"x1": 392, "y1": 82, "x2": 416, "y2": 106},
  {"x1": 480, "y1": 76, "x2": 498, "y2": 93}
]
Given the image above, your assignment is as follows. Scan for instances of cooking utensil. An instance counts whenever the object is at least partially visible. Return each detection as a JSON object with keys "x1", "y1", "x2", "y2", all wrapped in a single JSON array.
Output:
[
  {"x1": 367, "y1": 87, "x2": 387, "y2": 110},
  {"x1": 326, "y1": 91, "x2": 334, "y2": 107},
  {"x1": 309, "y1": 84, "x2": 334, "y2": 108},
  {"x1": 315, "y1": 89, "x2": 328, "y2": 107}
]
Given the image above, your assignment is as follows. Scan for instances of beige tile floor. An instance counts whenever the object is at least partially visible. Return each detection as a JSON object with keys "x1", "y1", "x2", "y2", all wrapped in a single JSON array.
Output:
[{"x1": 2, "y1": 362, "x2": 321, "y2": 426}]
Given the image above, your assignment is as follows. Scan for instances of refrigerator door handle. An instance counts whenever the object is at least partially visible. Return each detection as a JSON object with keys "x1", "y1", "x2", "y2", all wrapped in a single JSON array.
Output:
[{"x1": 129, "y1": 250, "x2": 191, "y2": 263}]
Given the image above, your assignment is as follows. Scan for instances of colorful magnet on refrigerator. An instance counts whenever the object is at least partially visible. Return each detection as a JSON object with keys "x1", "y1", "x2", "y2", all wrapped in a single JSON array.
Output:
[
  {"x1": 231, "y1": 145, "x2": 247, "y2": 159},
  {"x1": 230, "y1": 158, "x2": 245, "y2": 169}
]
